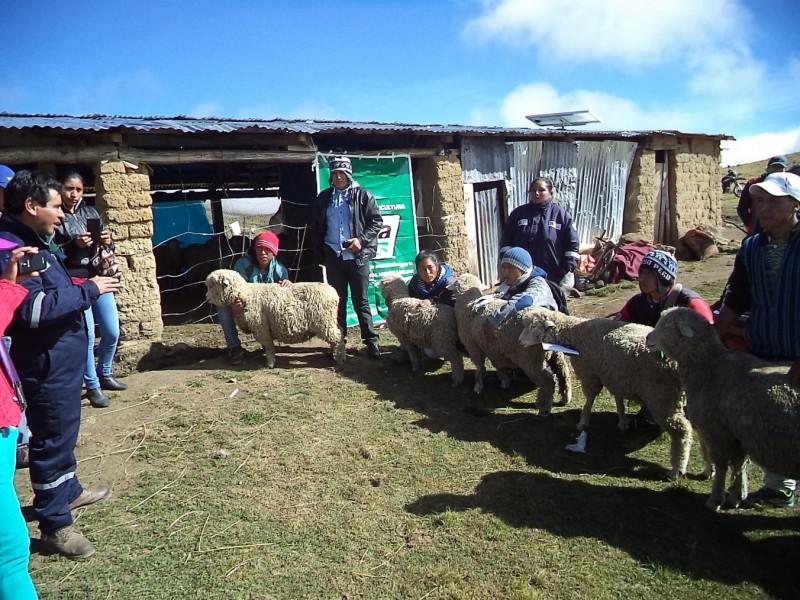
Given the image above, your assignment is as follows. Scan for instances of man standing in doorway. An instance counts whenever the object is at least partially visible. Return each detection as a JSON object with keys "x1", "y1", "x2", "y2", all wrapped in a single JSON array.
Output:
[
  {"x1": 717, "y1": 171, "x2": 800, "y2": 508},
  {"x1": 311, "y1": 156, "x2": 383, "y2": 358}
]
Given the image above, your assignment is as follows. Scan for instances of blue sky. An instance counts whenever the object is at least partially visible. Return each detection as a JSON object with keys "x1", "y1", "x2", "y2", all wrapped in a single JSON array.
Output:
[{"x1": 2, "y1": 0, "x2": 799, "y2": 164}]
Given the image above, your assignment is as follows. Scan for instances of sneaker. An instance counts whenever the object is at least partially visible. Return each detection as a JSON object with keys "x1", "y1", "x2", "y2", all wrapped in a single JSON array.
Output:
[
  {"x1": 41, "y1": 526, "x2": 95, "y2": 560},
  {"x1": 69, "y1": 488, "x2": 110, "y2": 510},
  {"x1": 743, "y1": 487, "x2": 797, "y2": 508},
  {"x1": 226, "y1": 347, "x2": 245, "y2": 365},
  {"x1": 86, "y1": 388, "x2": 110, "y2": 408},
  {"x1": 366, "y1": 341, "x2": 381, "y2": 360},
  {"x1": 99, "y1": 375, "x2": 128, "y2": 391}
]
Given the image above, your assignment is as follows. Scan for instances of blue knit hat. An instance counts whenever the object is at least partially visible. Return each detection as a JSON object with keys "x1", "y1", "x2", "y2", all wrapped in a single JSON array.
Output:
[
  {"x1": 500, "y1": 246, "x2": 533, "y2": 273},
  {"x1": 0, "y1": 165, "x2": 14, "y2": 189},
  {"x1": 640, "y1": 250, "x2": 677, "y2": 286}
]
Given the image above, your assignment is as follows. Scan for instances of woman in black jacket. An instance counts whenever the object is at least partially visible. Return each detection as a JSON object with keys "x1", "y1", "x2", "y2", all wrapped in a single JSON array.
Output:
[{"x1": 55, "y1": 172, "x2": 126, "y2": 408}]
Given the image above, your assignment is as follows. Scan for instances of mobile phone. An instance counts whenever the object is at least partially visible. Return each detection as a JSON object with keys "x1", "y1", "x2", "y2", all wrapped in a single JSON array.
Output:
[
  {"x1": 341, "y1": 241, "x2": 351, "y2": 249},
  {"x1": 17, "y1": 253, "x2": 48, "y2": 275},
  {"x1": 86, "y1": 218, "x2": 102, "y2": 244}
]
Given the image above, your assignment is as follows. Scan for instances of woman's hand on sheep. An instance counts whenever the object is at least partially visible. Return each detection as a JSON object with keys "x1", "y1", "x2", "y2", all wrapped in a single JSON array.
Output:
[
  {"x1": 279, "y1": 279, "x2": 292, "y2": 288},
  {"x1": 789, "y1": 360, "x2": 800, "y2": 387},
  {"x1": 420, "y1": 299, "x2": 432, "y2": 306},
  {"x1": 231, "y1": 298, "x2": 246, "y2": 315}
]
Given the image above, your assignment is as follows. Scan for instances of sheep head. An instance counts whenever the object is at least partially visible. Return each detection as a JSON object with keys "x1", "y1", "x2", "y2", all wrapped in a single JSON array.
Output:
[
  {"x1": 519, "y1": 307, "x2": 559, "y2": 347},
  {"x1": 205, "y1": 269, "x2": 247, "y2": 307},
  {"x1": 378, "y1": 275, "x2": 409, "y2": 307},
  {"x1": 645, "y1": 307, "x2": 715, "y2": 359}
]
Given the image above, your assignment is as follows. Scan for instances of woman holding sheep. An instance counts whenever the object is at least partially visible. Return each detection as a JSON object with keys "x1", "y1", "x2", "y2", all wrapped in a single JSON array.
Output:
[
  {"x1": 219, "y1": 230, "x2": 291, "y2": 365},
  {"x1": 407, "y1": 250, "x2": 456, "y2": 307}
]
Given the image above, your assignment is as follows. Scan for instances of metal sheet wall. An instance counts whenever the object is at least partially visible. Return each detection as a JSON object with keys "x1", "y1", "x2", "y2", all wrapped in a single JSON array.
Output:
[
  {"x1": 473, "y1": 185, "x2": 503, "y2": 286},
  {"x1": 506, "y1": 139, "x2": 637, "y2": 245},
  {"x1": 573, "y1": 140, "x2": 637, "y2": 243},
  {"x1": 461, "y1": 138, "x2": 510, "y2": 184}
]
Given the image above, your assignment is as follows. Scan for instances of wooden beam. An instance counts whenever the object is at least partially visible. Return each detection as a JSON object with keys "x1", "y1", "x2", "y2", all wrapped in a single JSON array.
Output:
[
  {"x1": 118, "y1": 148, "x2": 315, "y2": 164},
  {"x1": 0, "y1": 145, "x2": 118, "y2": 163}
]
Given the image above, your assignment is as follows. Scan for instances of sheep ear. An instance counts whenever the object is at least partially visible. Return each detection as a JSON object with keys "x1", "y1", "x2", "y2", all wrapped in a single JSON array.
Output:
[{"x1": 677, "y1": 321, "x2": 695, "y2": 338}]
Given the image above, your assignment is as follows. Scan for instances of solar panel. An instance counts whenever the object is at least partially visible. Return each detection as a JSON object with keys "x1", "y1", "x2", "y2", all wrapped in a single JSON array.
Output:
[{"x1": 525, "y1": 110, "x2": 602, "y2": 129}]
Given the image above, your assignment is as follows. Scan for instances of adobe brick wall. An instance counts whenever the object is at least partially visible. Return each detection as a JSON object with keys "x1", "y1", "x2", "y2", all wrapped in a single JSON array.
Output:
[
  {"x1": 622, "y1": 148, "x2": 657, "y2": 239},
  {"x1": 93, "y1": 161, "x2": 163, "y2": 341},
  {"x1": 415, "y1": 155, "x2": 471, "y2": 274}
]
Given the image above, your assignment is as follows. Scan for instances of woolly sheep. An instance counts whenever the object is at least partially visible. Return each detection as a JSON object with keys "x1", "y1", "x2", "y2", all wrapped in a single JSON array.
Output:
[
  {"x1": 646, "y1": 307, "x2": 800, "y2": 511},
  {"x1": 378, "y1": 275, "x2": 465, "y2": 387},
  {"x1": 520, "y1": 308, "x2": 695, "y2": 480},
  {"x1": 448, "y1": 274, "x2": 572, "y2": 413},
  {"x1": 205, "y1": 269, "x2": 345, "y2": 368}
]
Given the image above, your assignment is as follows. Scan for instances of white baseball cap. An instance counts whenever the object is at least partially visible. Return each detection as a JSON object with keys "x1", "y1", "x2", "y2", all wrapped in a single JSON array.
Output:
[{"x1": 751, "y1": 172, "x2": 800, "y2": 202}]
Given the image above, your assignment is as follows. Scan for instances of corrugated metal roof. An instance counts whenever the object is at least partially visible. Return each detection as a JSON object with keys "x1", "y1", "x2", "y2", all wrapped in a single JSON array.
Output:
[{"x1": 0, "y1": 113, "x2": 733, "y2": 140}]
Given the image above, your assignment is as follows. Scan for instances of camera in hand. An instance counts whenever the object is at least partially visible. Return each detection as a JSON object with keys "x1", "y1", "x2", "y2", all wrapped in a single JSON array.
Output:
[
  {"x1": 86, "y1": 218, "x2": 102, "y2": 245},
  {"x1": 18, "y1": 253, "x2": 48, "y2": 275},
  {"x1": 341, "y1": 240, "x2": 351, "y2": 249}
]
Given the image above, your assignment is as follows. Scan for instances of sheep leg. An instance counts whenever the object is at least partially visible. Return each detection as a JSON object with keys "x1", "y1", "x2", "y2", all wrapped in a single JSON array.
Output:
[
  {"x1": 497, "y1": 368, "x2": 513, "y2": 390},
  {"x1": 614, "y1": 395, "x2": 632, "y2": 431},
  {"x1": 261, "y1": 335, "x2": 276, "y2": 369},
  {"x1": 405, "y1": 343, "x2": 423, "y2": 372},
  {"x1": 698, "y1": 436, "x2": 715, "y2": 480},
  {"x1": 577, "y1": 379, "x2": 603, "y2": 431},
  {"x1": 549, "y1": 352, "x2": 573, "y2": 407},
  {"x1": 468, "y1": 346, "x2": 486, "y2": 395},
  {"x1": 725, "y1": 455, "x2": 749, "y2": 508},
  {"x1": 521, "y1": 363, "x2": 556, "y2": 416},
  {"x1": 707, "y1": 459, "x2": 728, "y2": 512},
  {"x1": 661, "y1": 410, "x2": 693, "y2": 480},
  {"x1": 445, "y1": 348, "x2": 465, "y2": 388}
]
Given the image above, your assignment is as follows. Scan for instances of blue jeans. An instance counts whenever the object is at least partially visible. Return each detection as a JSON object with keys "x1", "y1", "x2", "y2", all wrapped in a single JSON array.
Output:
[
  {"x1": 217, "y1": 305, "x2": 241, "y2": 350},
  {"x1": 0, "y1": 427, "x2": 38, "y2": 600},
  {"x1": 84, "y1": 292, "x2": 121, "y2": 390}
]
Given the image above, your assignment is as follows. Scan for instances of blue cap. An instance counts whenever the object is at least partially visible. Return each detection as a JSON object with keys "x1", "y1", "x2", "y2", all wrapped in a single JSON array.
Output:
[
  {"x1": 500, "y1": 246, "x2": 533, "y2": 273},
  {"x1": 0, "y1": 165, "x2": 14, "y2": 189}
]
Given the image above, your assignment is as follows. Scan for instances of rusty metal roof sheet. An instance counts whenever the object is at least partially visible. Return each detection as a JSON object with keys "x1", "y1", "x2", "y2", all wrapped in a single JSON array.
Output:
[{"x1": 0, "y1": 112, "x2": 733, "y2": 140}]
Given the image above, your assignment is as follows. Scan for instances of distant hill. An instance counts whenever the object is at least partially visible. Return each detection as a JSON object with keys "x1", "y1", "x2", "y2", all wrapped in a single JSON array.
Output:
[{"x1": 727, "y1": 151, "x2": 800, "y2": 179}]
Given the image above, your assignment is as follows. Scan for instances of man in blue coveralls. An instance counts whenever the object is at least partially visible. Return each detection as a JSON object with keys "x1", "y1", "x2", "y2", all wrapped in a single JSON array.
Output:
[{"x1": 0, "y1": 171, "x2": 120, "y2": 559}]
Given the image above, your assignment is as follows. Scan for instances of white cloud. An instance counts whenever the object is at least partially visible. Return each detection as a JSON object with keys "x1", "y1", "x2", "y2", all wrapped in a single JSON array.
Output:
[
  {"x1": 498, "y1": 81, "x2": 692, "y2": 131},
  {"x1": 188, "y1": 101, "x2": 222, "y2": 118},
  {"x1": 721, "y1": 128, "x2": 800, "y2": 167},
  {"x1": 464, "y1": 0, "x2": 748, "y2": 68}
]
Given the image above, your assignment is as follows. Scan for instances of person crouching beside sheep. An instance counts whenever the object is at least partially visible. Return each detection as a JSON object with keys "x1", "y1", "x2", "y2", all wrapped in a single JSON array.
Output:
[
  {"x1": 218, "y1": 231, "x2": 290, "y2": 365},
  {"x1": 715, "y1": 171, "x2": 800, "y2": 509},
  {"x1": 476, "y1": 247, "x2": 558, "y2": 336}
]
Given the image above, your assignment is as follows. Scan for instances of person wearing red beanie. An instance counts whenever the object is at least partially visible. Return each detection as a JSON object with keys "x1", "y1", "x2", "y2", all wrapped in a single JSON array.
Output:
[{"x1": 218, "y1": 229, "x2": 291, "y2": 364}]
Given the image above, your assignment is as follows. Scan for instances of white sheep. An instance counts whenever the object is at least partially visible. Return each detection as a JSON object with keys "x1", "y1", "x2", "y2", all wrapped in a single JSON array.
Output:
[
  {"x1": 520, "y1": 308, "x2": 695, "y2": 480},
  {"x1": 378, "y1": 276, "x2": 465, "y2": 387},
  {"x1": 646, "y1": 307, "x2": 800, "y2": 511},
  {"x1": 205, "y1": 269, "x2": 345, "y2": 368},
  {"x1": 448, "y1": 274, "x2": 572, "y2": 413}
]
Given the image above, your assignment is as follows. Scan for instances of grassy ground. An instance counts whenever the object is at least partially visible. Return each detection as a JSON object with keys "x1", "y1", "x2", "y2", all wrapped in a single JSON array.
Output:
[{"x1": 23, "y1": 322, "x2": 800, "y2": 599}]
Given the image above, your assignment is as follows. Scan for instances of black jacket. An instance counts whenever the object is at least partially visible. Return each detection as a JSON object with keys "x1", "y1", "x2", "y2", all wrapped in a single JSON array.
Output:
[
  {"x1": 54, "y1": 201, "x2": 111, "y2": 277},
  {"x1": 310, "y1": 185, "x2": 383, "y2": 266}
]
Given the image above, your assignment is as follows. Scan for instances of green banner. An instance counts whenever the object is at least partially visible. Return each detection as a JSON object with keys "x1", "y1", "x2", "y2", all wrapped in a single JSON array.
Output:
[{"x1": 316, "y1": 153, "x2": 419, "y2": 327}]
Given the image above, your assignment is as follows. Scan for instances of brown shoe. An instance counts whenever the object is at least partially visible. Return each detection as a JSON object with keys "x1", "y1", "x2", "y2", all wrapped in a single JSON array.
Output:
[
  {"x1": 41, "y1": 526, "x2": 95, "y2": 560},
  {"x1": 69, "y1": 488, "x2": 110, "y2": 510}
]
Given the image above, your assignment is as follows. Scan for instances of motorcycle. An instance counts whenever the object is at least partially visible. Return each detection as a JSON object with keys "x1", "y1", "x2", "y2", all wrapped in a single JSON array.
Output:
[{"x1": 721, "y1": 170, "x2": 746, "y2": 197}]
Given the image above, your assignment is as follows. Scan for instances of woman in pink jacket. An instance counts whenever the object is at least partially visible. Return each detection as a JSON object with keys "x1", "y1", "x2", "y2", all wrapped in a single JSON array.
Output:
[{"x1": 0, "y1": 241, "x2": 38, "y2": 599}]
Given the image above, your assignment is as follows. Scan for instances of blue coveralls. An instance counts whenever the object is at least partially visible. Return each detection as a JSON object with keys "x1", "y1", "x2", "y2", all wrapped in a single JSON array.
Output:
[{"x1": 0, "y1": 214, "x2": 99, "y2": 534}]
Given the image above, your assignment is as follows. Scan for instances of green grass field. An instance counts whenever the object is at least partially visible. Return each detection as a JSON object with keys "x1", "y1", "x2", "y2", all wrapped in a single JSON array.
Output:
[{"x1": 27, "y1": 331, "x2": 800, "y2": 600}]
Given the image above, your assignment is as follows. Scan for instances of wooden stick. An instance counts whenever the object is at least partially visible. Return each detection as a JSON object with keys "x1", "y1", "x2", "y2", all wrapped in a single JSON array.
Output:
[
  {"x1": 194, "y1": 542, "x2": 274, "y2": 554},
  {"x1": 130, "y1": 465, "x2": 188, "y2": 510}
]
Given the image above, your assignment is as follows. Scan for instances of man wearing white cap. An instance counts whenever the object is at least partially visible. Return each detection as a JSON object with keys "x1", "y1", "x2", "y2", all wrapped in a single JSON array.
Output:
[
  {"x1": 717, "y1": 171, "x2": 800, "y2": 507},
  {"x1": 737, "y1": 155, "x2": 789, "y2": 235}
]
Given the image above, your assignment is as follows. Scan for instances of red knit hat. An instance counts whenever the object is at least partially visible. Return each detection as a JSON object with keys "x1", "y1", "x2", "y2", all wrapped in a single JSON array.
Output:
[{"x1": 253, "y1": 231, "x2": 279, "y2": 255}]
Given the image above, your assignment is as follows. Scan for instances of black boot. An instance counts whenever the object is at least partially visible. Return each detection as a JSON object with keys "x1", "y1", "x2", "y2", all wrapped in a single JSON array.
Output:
[
  {"x1": 86, "y1": 388, "x2": 110, "y2": 408},
  {"x1": 99, "y1": 375, "x2": 128, "y2": 391}
]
